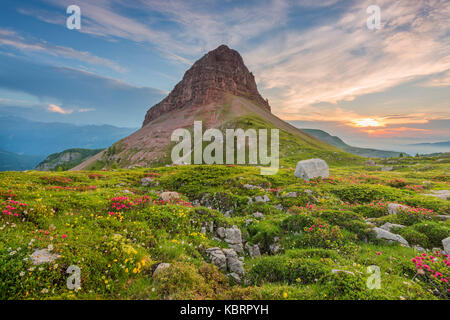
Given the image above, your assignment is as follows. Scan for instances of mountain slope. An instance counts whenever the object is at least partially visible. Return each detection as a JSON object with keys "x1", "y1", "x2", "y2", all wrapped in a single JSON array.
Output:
[
  {"x1": 35, "y1": 148, "x2": 104, "y2": 171},
  {"x1": 0, "y1": 149, "x2": 43, "y2": 171},
  {"x1": 301, "y1": 129, "x2": 403, "y2": 158},
  {"x1": 410, "y1": 141, "x2": 450, "y2": 147},
  {"x1": 73, "y1": 45, "x2": 360, "y2": 170}
]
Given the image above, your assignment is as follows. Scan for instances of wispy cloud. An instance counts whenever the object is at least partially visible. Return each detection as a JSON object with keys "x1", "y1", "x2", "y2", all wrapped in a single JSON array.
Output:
[
  {"x1": 47, "y1": 104, "x2": 73, "y2": 114},
  {"x1": 245, "y1": 0, "x2": 450, "y2": 120},
  {"x1": 16, "y1": 0, "x2": 450, "y2": 129},
  {"x1": 0, "y1": 28, "x2": 126, "y2": 72}
]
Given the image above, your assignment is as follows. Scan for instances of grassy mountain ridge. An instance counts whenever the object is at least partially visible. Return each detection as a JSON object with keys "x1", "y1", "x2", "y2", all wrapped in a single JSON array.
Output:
[
  {"x1": 0, "y1": 149, "x2": 44, "y2": 172},
  {"x1": 301, "y1": 128, "x2": 403, "y2": 158},
  {"x1": 35, "y1": 148, "x2": 104, "y2": 171},
  {"x1": 77, "y1": 96, "x2": 360, "y2": 170}
]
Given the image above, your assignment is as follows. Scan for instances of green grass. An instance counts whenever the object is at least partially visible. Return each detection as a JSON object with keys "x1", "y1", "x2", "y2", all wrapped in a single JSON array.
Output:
[{"x1": 0, "y1": 152, "x2": 449, "y2": 300}]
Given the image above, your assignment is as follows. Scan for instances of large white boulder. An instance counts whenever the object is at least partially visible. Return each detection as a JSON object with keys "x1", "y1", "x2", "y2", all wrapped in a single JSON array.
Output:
[{"x1": 294, "y1": 159, "x2": 329, "y2": 181}]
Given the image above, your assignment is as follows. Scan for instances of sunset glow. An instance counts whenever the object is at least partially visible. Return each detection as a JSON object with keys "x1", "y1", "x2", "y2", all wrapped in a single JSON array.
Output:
[{"x1": 351, "y1": 118, "x2": 384, "y2": 128}]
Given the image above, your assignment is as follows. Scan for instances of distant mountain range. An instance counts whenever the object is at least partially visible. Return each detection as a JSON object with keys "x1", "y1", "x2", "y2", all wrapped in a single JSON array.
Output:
[
  {"x1": 0, "y1": 116, "x2": 136, "y2": 171},
  {"x1": 301, "y1": 129, "x2": 403, "y2": 158},
  {"x1": 409, "y1": 141, "x2": 450, "y2": 147},
  {"x1": 0, "y1": 149, "x2": 43, "y2": 171}
]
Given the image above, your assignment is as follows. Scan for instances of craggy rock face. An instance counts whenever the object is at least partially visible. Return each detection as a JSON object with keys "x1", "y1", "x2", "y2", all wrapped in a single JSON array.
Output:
[{"x1": 142, "y1": 45, "x2": 271, "y2": 127}]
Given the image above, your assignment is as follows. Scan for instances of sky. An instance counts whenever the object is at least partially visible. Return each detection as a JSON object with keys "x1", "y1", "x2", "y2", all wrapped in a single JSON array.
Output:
[{"x1": 0, "y1": 0, "x2": 449, "y2": 153}]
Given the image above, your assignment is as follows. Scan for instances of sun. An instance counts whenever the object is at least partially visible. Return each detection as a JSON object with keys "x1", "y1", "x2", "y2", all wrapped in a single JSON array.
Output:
[{"x1": 351, "y1": 118, "x2": 383, "y2": 127}]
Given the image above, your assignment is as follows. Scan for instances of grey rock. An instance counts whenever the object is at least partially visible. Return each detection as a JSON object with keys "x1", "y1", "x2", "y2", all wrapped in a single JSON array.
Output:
[
  {"x1": 269, "y1": 243, "x2": 280, "y2": 254},
  {"x1": 225, "y1": 225, "x2": 243, "y2": 253},
  {"x1": 374, "y1": 227, "x2": 409, "y2": 246},
  {"x1": 245, "y1": 243, "x2": 261, "y2": 257},
  {"x1": 282, "y1": 192, "x2": 297, "y2": 198},
  {"x1": 294, "y1": 158, "x2": 329, "y2": 181},
  {"x1": 424, "y1": 190, "x2": 450, "y2": 200},
  {"x1": 365, "y1": 160, "x2": 376, "y2": 166},
  {"x1": 228, "y1": 243, "x2": 244, "y2": 253},
  {"x1": 216, "y1": 227, "x2": 225, "y2": 239},
  {"x1": 223, "y1": 249, "x2": 244, "y2": 276},
  {"x1": 413, "y1": 245, "x2": 426, "y2": 252},
  {"x1": 253, "y1": 211, "x2": 264, "y2": 219},
  {"x1": 153, "y1": 263, "x2": 171, "y2": 277},
  {"x1": 206, "y1": 247, "x2": 227, "y2": 271},
  {"x1": 245, "y1": 219, "x2": 253, "y2": 226},
  {"x1": 229, "y1": 272, "x2": 241, "y2": 282},
  {"x1": 30, "y1": 249, "x2": 60, "y2": 265},
  {"x1": 332, "y1": 269, "x2": 355, "y2": 276},
  {"x1": 380, "y1": 222, "x2": 405, "y2": 232},
  {"x1": 436, "y1": 215, "x2": 450, "y2": 221},
  {"x1": 243, "y1": 184, "x2": 258, "y2": 190},
  {"x1": 273, "y1": 204, "x2": 284, "y2": 211},
  {"x1": 381, "y1": 166, "x2": 393, "y2": 171},
  {"x1": 443, "y1": 237, "x2": 450, "y2": 255},
  {"x1": 387, "y1": 203, "x2": 408, "y2": 215},
  {"x1": 254, "y1": 195, "x2": 270, "y2": 203}
]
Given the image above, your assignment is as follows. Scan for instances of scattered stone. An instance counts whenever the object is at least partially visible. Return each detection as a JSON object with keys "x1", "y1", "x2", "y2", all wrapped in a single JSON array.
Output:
[
  {"x1": 380, "y1": 222, "x2": 405, "y2": 232},
  {"x1": 223, "y1": 249, "x2": 244, "y2": 276},
  {"x1": 381, "y1": 166, "x2": 393, "y2": 171},
  {"x1": 243, "y1": 184, "x2": 258, "y2": 190},
  {"x1": 332, "y1": 269, "x2": 355, "y2": 276},
  {"x1": 273, "y1": 204, "x2": 284, "y2": 211},
  {"x1": 365, "y1": 160, "x2": 376, "y2": 166},
  {"x1": 254, "y1": 195, "x2": 270, "y2": 203},
  {"x1": 424, "y1": 190, "x2": 450, "y2": 200},
  {"x1": 294, "y1": 158, "x2": 329, "y2": 181},
  {"x1": 153, "y1": 263, "x2": 171, "y2": 277},
  {"x1": 253, "y1": 212, "x2": 264, "y2": 219},
  {"x1": 413, "y1": 245, "x2": 426, "y2": 252},
  {"x1": 282, "y1": 192, "x2": 297, "y2": 198},
  {"x1": 30, "y1": 249, "x2": 60, "y2": 265},
  {"x1": 206, "y1": 248, "x2": 227, "y2": 271},
  {"x1": 436, "y1": 215, "x2": 450, "y2": 221},
  {"x1": 245, "y1": 219, "x2": 253, "y2": 226},
  {"x1": 245, "y1": 243, "x2": 261, "y2": 258},
  {"x1": 387, "y1": 203, "x2": 408, "y2": 215},
  {"x1": 123, "y1": 189, "x2": 132, "y2": 194},
  {"x1": 443, "y1": 237, "x2": 450, "y2": 255},
  {"x1": 373, "y1": 227, "x2": 409, "y2": 246},
  {"x1": 160, "y1": 191, "x2": 180, "y2": 202}
]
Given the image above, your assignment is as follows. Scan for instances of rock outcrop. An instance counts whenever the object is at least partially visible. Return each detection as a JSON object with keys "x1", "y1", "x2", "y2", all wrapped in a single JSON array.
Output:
[{"x1": 143, "y1": 45, "x2": 270, "y2": 126}]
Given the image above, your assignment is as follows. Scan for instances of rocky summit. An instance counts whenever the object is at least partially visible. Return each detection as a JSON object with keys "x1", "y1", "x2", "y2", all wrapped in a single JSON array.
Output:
[
  {"x1": 142, "y1": 45, "x2": 270, "y2": 126},
  {"x1": 73, "y1": 45, "x2": 353, "y2": 170}
]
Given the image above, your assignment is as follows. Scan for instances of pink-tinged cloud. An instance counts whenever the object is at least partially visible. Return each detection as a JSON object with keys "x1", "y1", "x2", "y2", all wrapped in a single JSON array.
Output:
[
  {"x1": 47, "y1": 104, "x2": 73, "y2": 114},
  {"x1": 362, "y1": 126, "x2": 433, "y2": 137}
]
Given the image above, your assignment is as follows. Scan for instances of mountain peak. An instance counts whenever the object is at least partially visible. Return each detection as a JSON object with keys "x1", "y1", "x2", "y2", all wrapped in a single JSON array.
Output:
[{"x1": 142, "y1": 45, "x2": 270, "y2": 127}]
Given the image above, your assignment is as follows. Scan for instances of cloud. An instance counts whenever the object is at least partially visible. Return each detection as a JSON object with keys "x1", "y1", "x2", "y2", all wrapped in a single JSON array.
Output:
[
  {"x1": 47, "y1": 104, "x2": 73, "y2": 114},
  {"x1": 0, "y1": 28, "x2": 126, "y2": 72},
  {"x1": 245, "y1": 0, "x2": 450, "y2": 118},
  {"x1": 362, "y1": 127, "x2": 433, "y2": 137},
  {"x1": 0, "y1": 54, "x2": 165, "y2": 126},
  {"x1": 15, "y1": 0, "x2": 450, "y2": 128}
]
